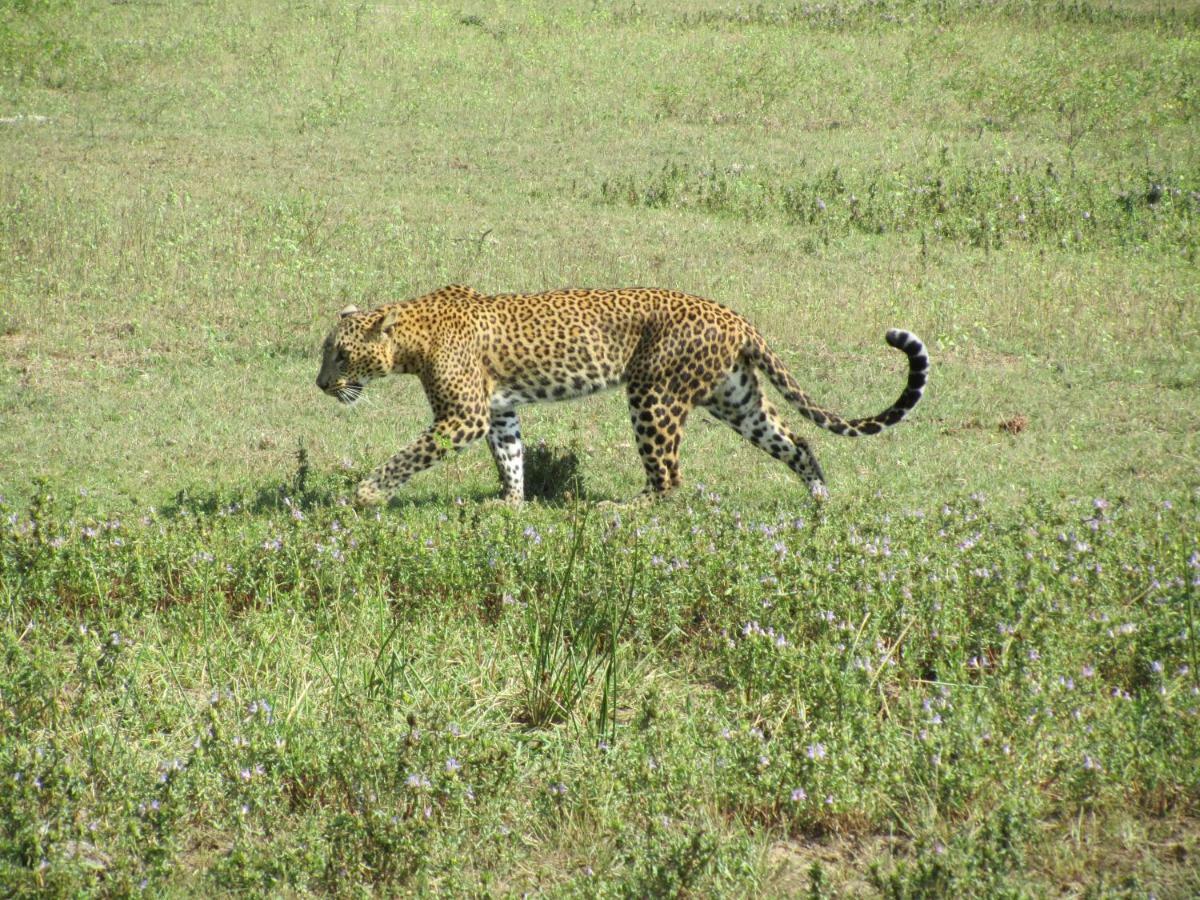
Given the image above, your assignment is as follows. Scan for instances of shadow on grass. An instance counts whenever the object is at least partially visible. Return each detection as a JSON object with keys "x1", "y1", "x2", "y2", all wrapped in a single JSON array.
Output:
[
  {"x1": 155, "y1": 441, "x2": 594, "y2": 519},
  {"x1": 524, "y1": 439, "x2": 588, "y2": 505}
]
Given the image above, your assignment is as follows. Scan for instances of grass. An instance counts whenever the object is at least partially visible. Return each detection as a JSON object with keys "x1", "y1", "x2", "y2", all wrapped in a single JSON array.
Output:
[
  {"x1": 1, "y1": 0, "x2": 1198, "y2": 894},
  {"x1": 3, "y1": 484, "x2": 1198, "y2": 894}
]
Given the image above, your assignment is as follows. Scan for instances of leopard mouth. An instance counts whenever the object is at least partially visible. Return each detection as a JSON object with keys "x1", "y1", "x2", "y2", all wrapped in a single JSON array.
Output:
[{"x1": 334, "y1": 382, "x2": 363, "y2": 405}]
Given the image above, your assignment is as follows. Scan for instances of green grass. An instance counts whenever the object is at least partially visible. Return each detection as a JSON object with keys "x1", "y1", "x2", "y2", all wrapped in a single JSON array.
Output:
[
  {"x1": 2, "y1": 0, "x2": 1198, "y2": 894},
  {"x1": 3, "y1": 484, "x2": 1198, "y2": 894}
]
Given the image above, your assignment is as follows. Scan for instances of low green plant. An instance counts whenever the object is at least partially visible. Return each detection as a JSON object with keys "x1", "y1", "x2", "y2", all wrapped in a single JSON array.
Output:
[
  {"x1": 1, "y1": 486, "x2": 1197, "y2": 893},
  {"x1": 517, "y1": 507, "x2": 634, "y2": 732},
  {"x1": 600, "y1": 157, "x2": 1200, "y2": 256}
]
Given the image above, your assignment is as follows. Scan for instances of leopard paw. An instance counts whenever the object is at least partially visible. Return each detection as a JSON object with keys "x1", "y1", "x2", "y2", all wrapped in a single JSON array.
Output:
[{"x1": 354, "y1": 479, "x2": 387, "y2": 508}]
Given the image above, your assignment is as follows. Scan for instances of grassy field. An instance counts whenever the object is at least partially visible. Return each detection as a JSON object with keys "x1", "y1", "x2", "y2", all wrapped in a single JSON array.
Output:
[{"x1": 2, "y1": 0, "x2": 1199, "y2": 894}]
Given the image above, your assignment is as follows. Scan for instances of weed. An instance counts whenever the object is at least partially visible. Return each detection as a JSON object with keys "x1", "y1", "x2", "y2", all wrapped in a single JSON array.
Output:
[
  {"x1": 0, "y1": 487, "x2": 1197, "y2": 892},
  {"x1": 517, "y1": 507, "x2": 633, "y2": 731},
  {"x1": 600, "y1": 157, "x2": 1200, "y2": 254}
]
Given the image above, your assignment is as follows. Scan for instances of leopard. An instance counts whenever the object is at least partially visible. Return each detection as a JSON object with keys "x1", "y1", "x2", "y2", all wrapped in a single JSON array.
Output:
[{"x1": 316, "y1": 284, "x2": 929, "y2": 507}]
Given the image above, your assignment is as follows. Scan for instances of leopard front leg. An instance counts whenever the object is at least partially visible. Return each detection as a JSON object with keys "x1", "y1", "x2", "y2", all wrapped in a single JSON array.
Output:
[
  {"x1": 355, "y1": 414, "x2": 489, "y2": 506},
  {"x1": 486, "y1": 408, "x2": 525, "y2": 503}
]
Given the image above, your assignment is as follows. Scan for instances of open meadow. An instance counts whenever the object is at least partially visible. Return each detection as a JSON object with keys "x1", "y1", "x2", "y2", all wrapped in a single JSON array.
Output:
[{"x1": 2, "y1": 0, "x2": 1199, "y2": 894}]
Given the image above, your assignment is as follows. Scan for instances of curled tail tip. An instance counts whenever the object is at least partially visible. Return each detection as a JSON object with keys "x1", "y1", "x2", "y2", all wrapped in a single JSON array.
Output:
[
  {"x1": 885, "y1": 328, "x2": 924, "y2": 353},
  {"x1": 886, "y1": 330, "x2": 930, "y2": 377}
]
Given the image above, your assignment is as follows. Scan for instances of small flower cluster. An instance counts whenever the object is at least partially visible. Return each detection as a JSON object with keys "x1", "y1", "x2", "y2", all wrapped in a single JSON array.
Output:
[{"x1": 740, "y1": 620, "x2": 789, "y2": 648}]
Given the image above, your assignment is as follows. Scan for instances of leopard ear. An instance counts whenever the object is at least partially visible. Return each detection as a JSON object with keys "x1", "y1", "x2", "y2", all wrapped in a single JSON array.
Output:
[
  {"x1": 338, "y1": 305, "x2": 359, "y2": 319},
  {"x1": 371, "y1": 307, "x2": 400, "y2": 336}
]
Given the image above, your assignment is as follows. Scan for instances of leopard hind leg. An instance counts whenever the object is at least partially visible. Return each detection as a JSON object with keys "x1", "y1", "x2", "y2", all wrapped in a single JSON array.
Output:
[
  {"x1": 703, "y1": 363, "x2": 826, "y2": 491},
  {"x1": 625, "y1": 382, "x2": 693, "y2": 499}
]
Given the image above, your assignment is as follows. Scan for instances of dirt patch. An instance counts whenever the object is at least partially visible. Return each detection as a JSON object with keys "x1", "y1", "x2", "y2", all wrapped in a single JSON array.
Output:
[
  {"x1": 765, "y1": 834, "x2": 903, "y2": 896},
  {"x1": 942, "y1": 413, "x2": 1030, "y2": 436}
]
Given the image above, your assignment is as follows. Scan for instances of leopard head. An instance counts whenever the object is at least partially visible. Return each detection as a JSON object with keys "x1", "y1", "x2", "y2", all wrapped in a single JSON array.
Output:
[{"x1": 316, "y1": 305, "x2": 400, "y2": 404}]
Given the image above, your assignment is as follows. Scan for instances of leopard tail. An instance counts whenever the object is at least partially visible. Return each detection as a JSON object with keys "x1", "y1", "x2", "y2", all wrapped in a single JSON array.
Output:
[{"x1": 748, "y1": 330, "x2": 929, "y2": 436}]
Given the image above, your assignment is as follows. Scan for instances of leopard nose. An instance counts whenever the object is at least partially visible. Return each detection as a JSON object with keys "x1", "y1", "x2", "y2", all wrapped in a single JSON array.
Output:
[{"x1": 316, "y1": 375, "x2": 329, "y2": 390}]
